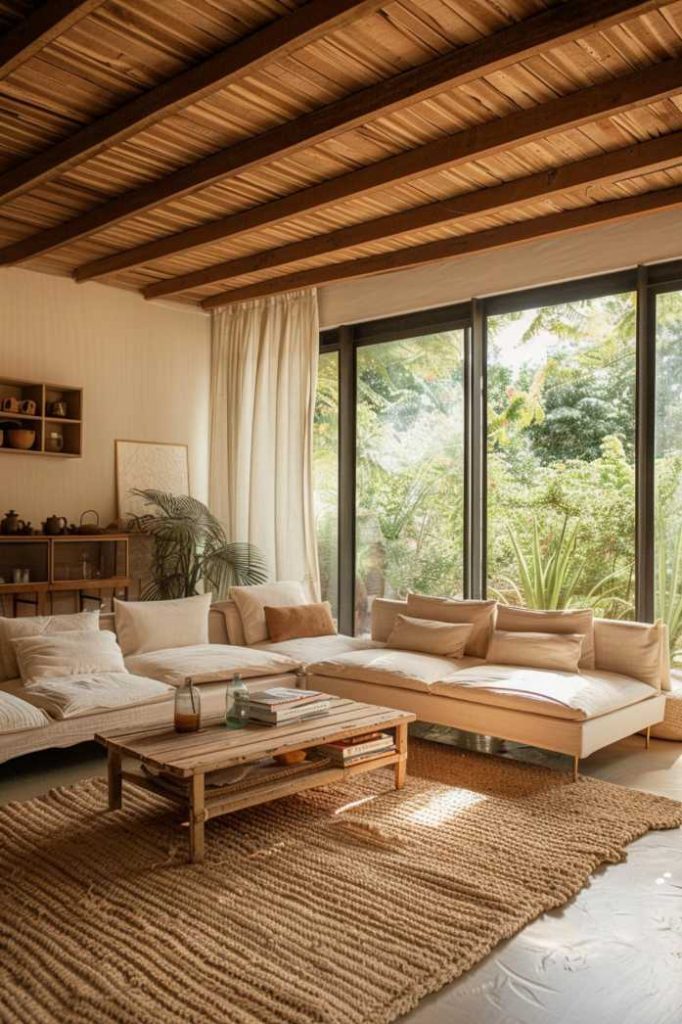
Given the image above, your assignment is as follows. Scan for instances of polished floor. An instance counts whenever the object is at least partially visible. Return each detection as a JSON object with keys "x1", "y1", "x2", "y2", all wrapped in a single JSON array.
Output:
[{"x1": 1, "y1": 730, "x2": 681, "y2": 1024}]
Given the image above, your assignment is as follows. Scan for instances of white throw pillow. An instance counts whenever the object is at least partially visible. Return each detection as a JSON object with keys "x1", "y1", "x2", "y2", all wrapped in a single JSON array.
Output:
[
  {"x1": 114, "y1": 593, "x2": 212, "y2": 657},
  {"x1": 22, "y1": 672, "x2": 171, "y2": 720},
  {"x1": 0, "y1": 691, "x2": 50, "y2": 734},
  {"x1": 12, "y1": 630, "x2": 126, "y2": 684},
  {"x1": 230, "y1": 582, "x2": 307, "y2": 645},
  {"x1": 0, "y1": 611, "x2": 99, "y2": 682}
]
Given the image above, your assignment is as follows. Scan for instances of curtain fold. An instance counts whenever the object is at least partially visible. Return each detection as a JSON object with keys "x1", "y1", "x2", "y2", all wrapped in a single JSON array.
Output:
[{"x1": 210, "y1": 288, "x2": 320, "y2": 597}]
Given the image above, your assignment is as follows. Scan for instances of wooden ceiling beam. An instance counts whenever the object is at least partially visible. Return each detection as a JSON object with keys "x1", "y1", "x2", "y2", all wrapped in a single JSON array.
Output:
[
  {"x1": 201, "y1": 184, "x2": 682, "y2": 309},
  {"x1": 0, "y1": 0, "x2": 104, "y2": 80},
  {"x1": 72, "y1": 56, "x2": 682, "y2": 283},
  {"x1": 0, "y1": 0, "x2": 670, "y2": 265},
  {"x1": 142, "y1": 133, "x2": 682, "y2": 299},
  {"x1": 0, "y1": 0, "x2": 384, "y2": 203}
]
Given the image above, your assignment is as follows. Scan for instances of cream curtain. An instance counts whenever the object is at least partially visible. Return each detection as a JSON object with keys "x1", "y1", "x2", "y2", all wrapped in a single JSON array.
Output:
[{"x1": 210, "y1": 288, "x2": 320, "y2": 597}]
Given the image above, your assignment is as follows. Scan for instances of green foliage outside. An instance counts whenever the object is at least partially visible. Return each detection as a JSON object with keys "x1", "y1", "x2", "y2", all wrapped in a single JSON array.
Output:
[{"x1": 313, "y1": 290, "x2": 682, "y2": 658}]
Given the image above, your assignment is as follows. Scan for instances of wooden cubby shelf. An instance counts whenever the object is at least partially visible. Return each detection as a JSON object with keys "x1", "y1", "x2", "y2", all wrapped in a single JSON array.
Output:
[{"x1": 0, "y1": 376, "x2": 82, "y2": 457}]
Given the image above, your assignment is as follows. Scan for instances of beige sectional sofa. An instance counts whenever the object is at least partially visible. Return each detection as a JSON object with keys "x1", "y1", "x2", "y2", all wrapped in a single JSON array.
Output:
[{"x1": 0, "y1": 588, "x2": 674, "y2": 776}]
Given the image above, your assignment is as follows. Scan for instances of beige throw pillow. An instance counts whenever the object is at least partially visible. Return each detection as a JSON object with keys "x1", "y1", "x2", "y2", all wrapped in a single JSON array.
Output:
[
  {"x1": 114, "y1": 593, "x2": 211, "y2": 657},
  {"x1": 230, "y1": 581, "x2": 307, "y2": 644},
  {"x1": 487, "y1": 630, "x2": 584, "y2": 672},
  {"x1": 0, "y1": 610, "x2": 99, "y2": 682},
  {"x1": 12, "y1": 630, "x2": 126, "y2": 684},
  {"x1": 386, "y1": 615, "x2": 472, "y2": 659},
  {"x1": 406, "y1": 594, "x2": 496, "y2": 659},
  {"x1": 594, "y1": 618, "x2": 665, "y2": 689},
  {"x1": 495, "y1": 605, "x2": 595, "y2": 669}
]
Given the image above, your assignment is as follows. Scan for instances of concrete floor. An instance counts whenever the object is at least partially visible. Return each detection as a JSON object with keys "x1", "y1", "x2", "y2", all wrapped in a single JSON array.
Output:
[{"x1": 1, "y1": 730, "x2": 681, "y2": 1024}]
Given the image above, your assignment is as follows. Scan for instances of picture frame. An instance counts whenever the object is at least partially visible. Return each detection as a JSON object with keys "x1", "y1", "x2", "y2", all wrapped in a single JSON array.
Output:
[{"x1": 115, "y1": 439, "x2": 190, "y2": 521}]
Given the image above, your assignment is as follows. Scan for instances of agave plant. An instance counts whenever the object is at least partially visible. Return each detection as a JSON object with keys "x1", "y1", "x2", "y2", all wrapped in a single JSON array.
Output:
[
  {"x1": 128, "y1": 490, "x2": 268, "y2": 600},
  {"x1": 493, "y1": 515, "x2": 633, "y2": 615}
]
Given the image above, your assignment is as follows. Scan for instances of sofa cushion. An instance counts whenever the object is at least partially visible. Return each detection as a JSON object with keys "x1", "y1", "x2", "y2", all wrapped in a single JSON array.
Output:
[
  {"x1": 114, "y1": 594, "x2": 211, "y2": 657},
  {"x1": 0, "y1": 611, "x2": 99, "y2": 682},
  {"x1": 210, "y1": 600, "x2": 246, "y2": 645},
  {"x1": 594, "y1": 618, "x2": 666, "y2": 690},
  {"x1": 371, "y1": 598, "x2": 410, "y2": 642},
  {"x1": 495, "y1": 605, "x2": 595, "y2": 669},
  {"x1": 21, "y1": 672, "x2": 172, "y2": 720},
  {"x1": 230, "y1": 582, "x2": 307, "y2": 644},
  {"x1": 487, "y1": 630, "x2": 584, "y2": 673},
  {"x1": 253, "y1": 634, "x2": 381, "y2": 665},
  {"x1": 386, "y1": 615, "x2": 472, "y2": 659},
  {"x1": 0, "y1": 689, "x2": 50, "y2": 734},
  {"x1": 13, "y1": 630, "x2": 126, "y2": 684},
  {"x1": 308, "y1": 648, "x2": 484, "y2": 693},
  {"x1": 406, "y1": 594, "x2": 496, "y2": 658},
  {"x1": 264, "y1": 601, "x2": 335, "y2": 642},
  {"x1": 432, "y1": 665, "x2": 655, "y2": 721},
  {"x1": 124, "y1": 644, "x2": 299, "y2": 686}
]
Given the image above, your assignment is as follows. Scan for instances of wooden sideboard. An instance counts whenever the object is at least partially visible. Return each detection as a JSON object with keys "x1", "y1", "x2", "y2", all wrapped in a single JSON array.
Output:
[{"x1": 0, "y1": 534, "x2": 132, "y2": 615}]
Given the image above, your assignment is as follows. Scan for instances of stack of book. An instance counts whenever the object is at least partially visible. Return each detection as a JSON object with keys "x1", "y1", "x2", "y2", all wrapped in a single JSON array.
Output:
[
  {"x1": 316, "y1": 731, "x2": 395, "y2": 766},
  {"x1": 246, "y1": 687, "x2": 331, "y2": 726}
]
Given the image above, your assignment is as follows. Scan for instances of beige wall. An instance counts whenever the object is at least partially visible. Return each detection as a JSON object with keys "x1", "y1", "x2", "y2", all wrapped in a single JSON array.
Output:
[
  {"x1": 0, "y1": 269, "x2": 211, "y2": 529},
  {"x1": 318, "y1": 206, "x2": 682, "y2": 328}
]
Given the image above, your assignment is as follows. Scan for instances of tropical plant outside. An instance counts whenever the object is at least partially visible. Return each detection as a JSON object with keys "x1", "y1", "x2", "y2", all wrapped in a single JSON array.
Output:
[
  {"x1": 128, "y1": 489, "x2": 268, "y2": 600},
  {"x1": 312, "y1": 290, "x2": 682, "y2": 659}
]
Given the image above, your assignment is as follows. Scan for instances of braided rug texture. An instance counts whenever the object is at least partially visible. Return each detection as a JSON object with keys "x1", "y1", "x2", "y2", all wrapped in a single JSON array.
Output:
[{"x1": 0, "y1": 739, "x2": 680, "y2": 1024}]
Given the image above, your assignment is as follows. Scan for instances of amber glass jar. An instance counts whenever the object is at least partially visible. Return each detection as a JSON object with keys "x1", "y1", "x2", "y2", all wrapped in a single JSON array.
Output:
[{"x1": 174, "y1": 679, "x2": 201, "y2": 733}]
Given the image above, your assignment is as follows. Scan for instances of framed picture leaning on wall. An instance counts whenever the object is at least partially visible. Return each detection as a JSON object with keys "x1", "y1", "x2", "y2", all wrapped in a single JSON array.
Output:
[{"x1": 115, "y1": 439, "x2": 190, "y2": 521}]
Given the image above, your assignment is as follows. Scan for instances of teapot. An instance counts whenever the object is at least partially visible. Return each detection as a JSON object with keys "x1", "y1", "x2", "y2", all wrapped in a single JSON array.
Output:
[
  {"x1": 43, "y1": 514, "x2": 68, "y2": 536},
  {"x1": 1, "y1": 510, "x2": 25, "y2": 535}
]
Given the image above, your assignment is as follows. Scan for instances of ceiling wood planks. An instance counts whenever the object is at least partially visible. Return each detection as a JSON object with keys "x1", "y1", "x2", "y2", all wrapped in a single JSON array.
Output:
[
  {"x1": 142, "y1": 132, "x2": 682, "y2": 299},
  {"x1": 0, "y1": 0, "x2": 385, "y2": 203},
  {"x1": 0, "y1": 0, "x2": 671, "y2": 265},
  {"x1": 0, "y1": 0, "x2": 105, "y2": 80},
  {"x1": 0, "y1": 0, "x2": 680, "y2": 307}
]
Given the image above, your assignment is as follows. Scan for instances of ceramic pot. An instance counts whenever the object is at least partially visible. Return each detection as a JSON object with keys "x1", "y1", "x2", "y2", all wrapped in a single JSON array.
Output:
[
  {"x1": 1, "y1": 397, "x2": 20, "y2": 413},
  {"x1": 20, "y1": 399, "x2": 36, "y2": 415},
  {"x1": 43, "y1": 515, "x2": 68, "y2": 535},
  {"x1": 7, "y1": 429, "x2": 35, "y2": 450},
  {"x1": 1, "y1": 511, "x2": 26, "y2": 535}
]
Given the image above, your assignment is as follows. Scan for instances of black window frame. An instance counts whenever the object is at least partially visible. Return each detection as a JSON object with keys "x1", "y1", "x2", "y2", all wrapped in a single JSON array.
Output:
[{"x1": 318, "y1": 257, "x2": 682, "y2": 634}]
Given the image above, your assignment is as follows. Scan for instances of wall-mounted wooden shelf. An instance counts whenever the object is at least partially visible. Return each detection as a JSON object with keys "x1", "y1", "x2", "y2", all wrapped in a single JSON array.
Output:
[{"x1": 0, "y1": 376, "x2": 83, "y2": 457}]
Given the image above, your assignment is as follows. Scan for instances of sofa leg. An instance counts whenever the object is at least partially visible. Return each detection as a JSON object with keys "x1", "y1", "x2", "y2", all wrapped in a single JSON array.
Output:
[
  {"x1": 572, "y1": 756, "x2": 579, "y2": 782},
  {"x1": 645, "y1": 726, "x2": 651, "y2": 750}
]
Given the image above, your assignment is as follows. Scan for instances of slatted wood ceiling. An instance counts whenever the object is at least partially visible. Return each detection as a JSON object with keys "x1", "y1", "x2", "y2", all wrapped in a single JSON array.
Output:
[{"x1": 0, "y1": 0, "x2": 680, "y2": 307}]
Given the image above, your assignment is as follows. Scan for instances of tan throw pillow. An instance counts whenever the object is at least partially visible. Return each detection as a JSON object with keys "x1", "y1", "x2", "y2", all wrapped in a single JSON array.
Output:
[
  {"x1": 495, "y1": 605, "x2": 595, "y2": 669},
  {"x1": 12, "y1": 630, "x2": 126, "y2": 684},
  {"x1": 594, "y1": 618, "x2": 665, "y2": 689},
  {"x1": 487, "y1": 630, "x2": 584, "y2": 672},
  {"x1": 0, "y1": 611, "x2": 99, "y2": 682},
  {"x1": 264, "y1": 602, "x2": 336, "y2": 643},
  {"x1": 386, "y1": 615, "x2": 472, "y2": 659},
  {"x1": 114, "y1": 593, "x2": 211, "y2": 657},
  {"x1": 230, "y1": 581, "x2": 308, "y2": 644},
  {"x1": 371, "y1": 598, "x2": 408, "y2": 642},
  {"x1": 406, "y1": 594, "x2": 496, "y2": 659}
]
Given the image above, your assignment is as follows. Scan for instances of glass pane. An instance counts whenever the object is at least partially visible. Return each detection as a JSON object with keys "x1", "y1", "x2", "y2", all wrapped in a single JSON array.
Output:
[
  {"x1": 355, "y1": 331, "x2": 465, "y2": 636},
  {"x1": 313, "y1": 350, "x2": 339, "y2": 617},
  {"x1": 487, "y1": 293, "x2": 636, "y2": 617},
  {"x1": 655, "y1": 289, "x2": 682, "y2": 667}
]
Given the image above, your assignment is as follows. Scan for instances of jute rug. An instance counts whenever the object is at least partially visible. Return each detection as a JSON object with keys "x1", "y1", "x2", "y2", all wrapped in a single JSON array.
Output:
[{"x1": 1, "y1": 741, "x2": 680, "y2": 1024}]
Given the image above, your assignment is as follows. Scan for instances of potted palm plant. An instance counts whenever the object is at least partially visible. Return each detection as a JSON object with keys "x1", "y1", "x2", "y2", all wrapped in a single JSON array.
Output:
[{"x1": 127, "y1": 489, "x2": 268, "y2": 600}]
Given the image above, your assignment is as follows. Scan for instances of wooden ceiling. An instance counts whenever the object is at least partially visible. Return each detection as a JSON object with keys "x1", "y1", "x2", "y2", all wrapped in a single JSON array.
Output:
[{"x1": 0, "y1": 0, "x2": 681, "y2": 309}]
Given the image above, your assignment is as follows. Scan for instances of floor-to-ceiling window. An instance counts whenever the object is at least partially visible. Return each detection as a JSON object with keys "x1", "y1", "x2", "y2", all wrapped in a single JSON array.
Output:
[
  {"x1": 313, "y1": 350, "x2": 339, "y2": 617},
  {"x1": 486, "y1": 290, "x2": 637, "y2": 616},
  {"x1": 354, "y1": 331, "x2": 465, "y2": 635},
  {"x1": 654, "y1": 287, "x2": 682, "y2": 665}
]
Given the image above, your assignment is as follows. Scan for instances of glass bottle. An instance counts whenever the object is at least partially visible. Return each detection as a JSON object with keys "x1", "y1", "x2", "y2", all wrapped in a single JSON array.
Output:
[
  {"x1": 174, "y1": 678, "x2": 201, "y2": 733},
  {"x1": 225, "y1": 673, "x2": 249, "y2": 729}
]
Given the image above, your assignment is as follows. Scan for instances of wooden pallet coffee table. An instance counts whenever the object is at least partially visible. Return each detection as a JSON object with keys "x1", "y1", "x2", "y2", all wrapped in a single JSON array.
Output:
[{"x1": 96, "y1": 697, "x2": 415, "y2": 863}]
